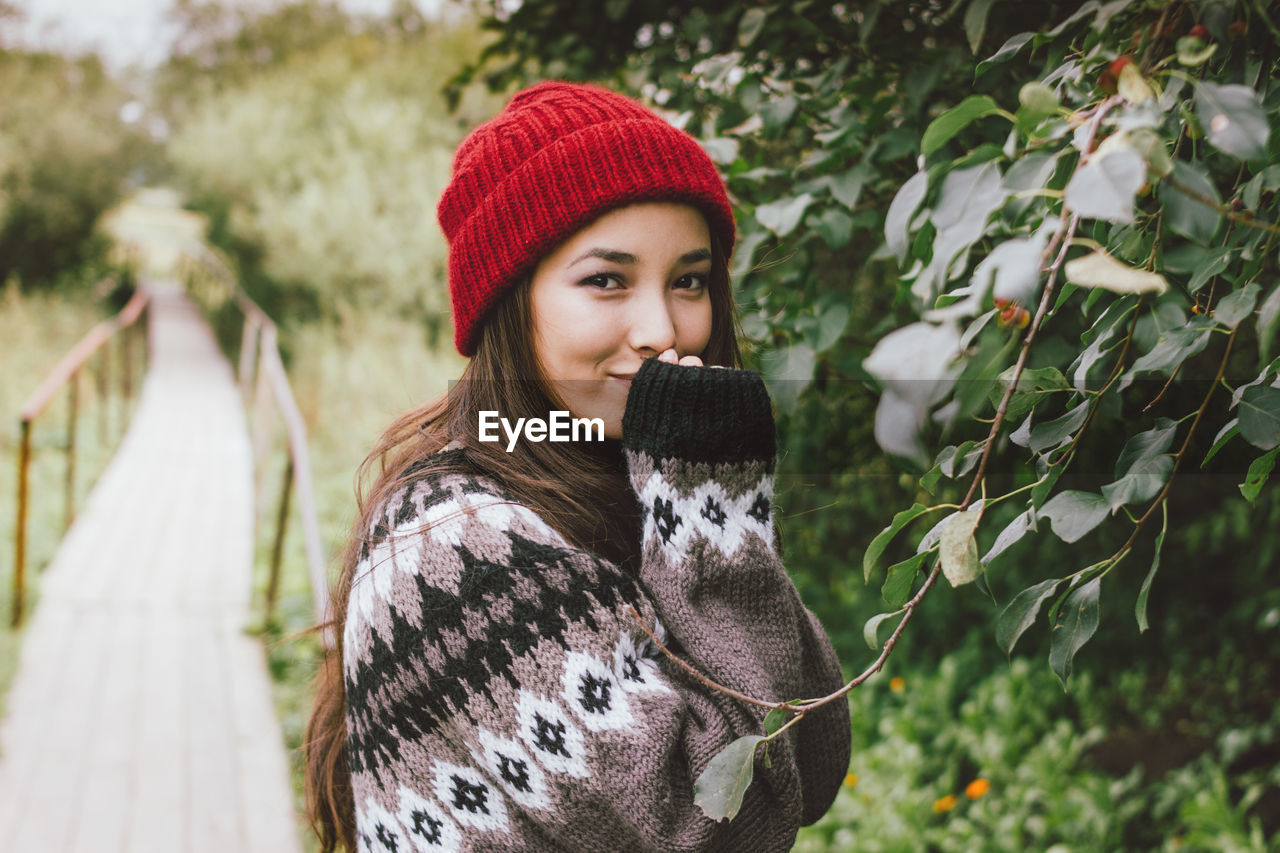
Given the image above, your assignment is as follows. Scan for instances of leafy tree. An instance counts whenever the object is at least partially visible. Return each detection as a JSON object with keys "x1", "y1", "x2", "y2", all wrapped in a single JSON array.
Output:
[
  {"x1": 458, "y1": 0, "x2": 1280, "y2": 831},
  {"x1": 0, "y1": 46, "x2": 154, "y2": 287}
]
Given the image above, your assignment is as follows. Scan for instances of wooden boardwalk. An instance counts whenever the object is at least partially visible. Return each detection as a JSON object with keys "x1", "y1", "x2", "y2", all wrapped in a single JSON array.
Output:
[{"x1": 0, "y1": 282, "x2": 303, "y2": 853}]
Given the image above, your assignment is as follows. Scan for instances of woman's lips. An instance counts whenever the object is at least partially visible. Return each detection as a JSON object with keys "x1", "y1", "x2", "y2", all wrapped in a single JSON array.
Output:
[{"x1": 609, "y1": 374, "x2": 635, "y2": 388}]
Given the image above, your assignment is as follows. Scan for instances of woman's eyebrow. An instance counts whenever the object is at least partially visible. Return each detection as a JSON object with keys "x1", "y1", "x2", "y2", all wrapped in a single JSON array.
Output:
[
  {"x1": 569, "y1": 248, "x2": 636, "y2": 267},
  {"x1": 567, "y1": 247, "x2": 712, "y2": 267},
  {"x1": 679, "y1": 248, "x2": 712, "y2": 264}
]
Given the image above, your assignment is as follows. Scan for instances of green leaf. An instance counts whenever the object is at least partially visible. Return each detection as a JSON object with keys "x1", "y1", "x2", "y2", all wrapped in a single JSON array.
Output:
[
  {"x1": 1187, "y1": 248, "x2": 1231, "y2": 294},
  {"x1": 982, "y1": 507, "x2": 1036, "y2": 565},
  {"x1": 813, "y1": 301, "x2": 850, "y2": 351},
  {"x1": 1064, "y1": 147, "x2": 1146, "y2": 224},
  {"x1": 762, "y1": 707, "x2": 787, "y2": 735},
  {"x1": 1136, "y1": 503, "x2": 1167, "y2": 632},
  {"x1": 864, "y1": 610, "x2": 904, "y2": 650},
  {"x1": 755, "y1": 193, "x2": 814, "y2": 237},
  {"x1": 1239, "y1": 447, "x2": 1280, "y2": 503},
  {"x1": 761, "y1": 95, "x2": 798, "y2": 134},
  {"x1": 938, "y1": 441, "x2": 982, "y2": 479},
  {"x1": 996, "y1": 578, "x2": 1060, "y2": 656},
  {"x1": 701, "y1": 137, "x2": 740, "y2": 165},
  {"x1": 694, "y1": 735, "x2": 764, "y2": 821},
  {"x1": 1018, "y1": 82, "x2": 1059, "y2": 117},
  {"x1": 939, "y1": 502, "x2": 984, "y2": 587},
  {"x1": 1039, "y1": 490, "x2": 1109, "y2": 543},
  {"x1": 1160, "y1": 161, "x2": 1222, "y2": 244},
  {"x1": 885, "y1": 171, "x2": 928, "y2": 262},
  {"x1": 1031, "y1": 462, "x2": 1065, "y2": 509},
  {"x1": 1101, "y1": 454, "x2": 1173, "y2": 513},
  {"x1": 1072, "y1": 299, "x2": 1136, "y2": 392},
  {"x1": 830, "y1": 163, "x2": 868, "y2": 209},
  {"x1": 1127, "y1": 128, "x2": 1174, "y2": 177},
  {"x1": 761, "y1": 342, "x2": 816, "y2": 414},
  {"x1": 1029, "y1": 403, "x2": 1089, "y2": 455},
  {"x1": 1215, "y1": 283, "x2": 1261, "y2": 330},
  {"x1": 1064, "y1": 250, "x2": 1168, "y2": 295},
  {"x1": 977, "y1": 32, "x2": 1033, "y2": 75},
  {"x1": 1238, "y1": 386, "x2": 1280, "y2": 450},
  {"x1": 863, "y1": 503, "x2": 932, "y2": 583},
  {"x1": 964, "y1": 0, "x2": 999, "y2": 53},
  {"x1": 1194, "y1": 81, "x2": 1270, "y2": 161},
  {"x1": 1127, "y1": 319, "x2": 1214, "y2": 376},
  {"x1": 1050, "y1": 577, "x2": 1101, "y2": 687},
  {"x1": 1203, "y1": 418, "x2": 1239, "y2": 467},
  {"x1": 737, "y1": 7, "x2": 768, "y2": 46},
  {"x1": 921, "y1": 95, "x2": 1004, "y2": 157},
  {"x1": 812, "y1": 207, "x2": 854, "y2": 251},
  {"x1": 1258, "y1": 283, "x2": 1280, "y2": 363},
  {"x1": 1176, "y1": 38, "x2": 1218, "y2": 66},
  {"x1": 991, "y1": 366, "x2": 1070, "y2": 420},
  {"x1": 883, "y1": 551, "x2": 931, "y2": 607},
  {"x1": 1113, "y1": 419, "x2": 1178, "y2": 476}
]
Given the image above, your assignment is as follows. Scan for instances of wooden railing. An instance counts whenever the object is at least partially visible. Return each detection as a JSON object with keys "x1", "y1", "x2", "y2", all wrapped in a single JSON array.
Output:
[
  {"x1": 11, "y1": 286, "x2": 150, "y2": 627},
  {"x1": 181, "y1": 245, "x2": 331, "y2": 644}
]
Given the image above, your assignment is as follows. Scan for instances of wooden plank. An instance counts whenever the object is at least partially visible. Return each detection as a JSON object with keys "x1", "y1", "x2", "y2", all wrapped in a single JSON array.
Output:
[
  {"x1": 186, "y1": 617, "x2": 242, "y2": 853},
  {"x1": 67, "y1": 604, "x2": 145, "y2": 853},
  {"x1": 11, "y1": 602, "x2": 112, "y2": 853},
  {"x1": 226, "y1": 633, "x2": 303, "y2": 853}
]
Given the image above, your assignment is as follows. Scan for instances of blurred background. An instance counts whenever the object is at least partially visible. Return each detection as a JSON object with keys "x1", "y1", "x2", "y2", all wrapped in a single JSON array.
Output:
[{"x1": 1, "y1": 1, "x2": 1278, "y2": 850}]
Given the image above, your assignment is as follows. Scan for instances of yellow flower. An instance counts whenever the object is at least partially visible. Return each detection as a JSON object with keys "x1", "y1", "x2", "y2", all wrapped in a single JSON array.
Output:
[
  {"x1": 932, "y1": 794, "x2": 958, "y2": 813},
  {"x1": 843, "y1": 773, "x2": 859, "y2": 788},
  {"x1": 889, "y1": 676, "x2": 905, "y2": 693},
  {"x1": 965, "y1": 778, "x2": 991, "y2": 799}
]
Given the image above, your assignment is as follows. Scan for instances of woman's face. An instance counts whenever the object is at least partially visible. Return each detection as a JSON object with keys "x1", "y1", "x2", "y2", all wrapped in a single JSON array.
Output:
[{"x1": 528, "y1": 202, "x2": 714, "y2": 439}]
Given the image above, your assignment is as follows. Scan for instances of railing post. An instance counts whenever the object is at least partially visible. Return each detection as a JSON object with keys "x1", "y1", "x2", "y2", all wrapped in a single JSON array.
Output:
[
  {"x1": 98, "y1": 338, "x2": 111, "y2": 446},
  {"x1": 123, "y1": 316, "x2": 134, "y2": 408},
  {"x1": 65, "y1": 369, "x2": 79, "y2": 531},
  {"x1": 238, "y1": 313, "x2": 260, "y2": 399},
  {"x1": 13, "y1": 419, "x2": 32, "y2": 628},
  {"x1": 266, "y1": 454, "x2": 294, "y2": 626}
]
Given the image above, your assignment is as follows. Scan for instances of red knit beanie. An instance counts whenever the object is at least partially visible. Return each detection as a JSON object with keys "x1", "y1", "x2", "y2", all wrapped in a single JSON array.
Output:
[{"x1": 437, "y1": 81, "x2": 736, "y2": 356}]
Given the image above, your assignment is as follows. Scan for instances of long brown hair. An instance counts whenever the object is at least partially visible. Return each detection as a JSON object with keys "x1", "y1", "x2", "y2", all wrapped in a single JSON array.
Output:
[{"x1": 303, "y1": 227, "x2": 742, "y2": 851}]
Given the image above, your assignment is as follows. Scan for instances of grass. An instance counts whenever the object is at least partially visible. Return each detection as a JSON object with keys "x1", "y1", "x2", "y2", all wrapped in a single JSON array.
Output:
[{"x1": 0, "y1": 279, "x2": 140, "y2": 714}]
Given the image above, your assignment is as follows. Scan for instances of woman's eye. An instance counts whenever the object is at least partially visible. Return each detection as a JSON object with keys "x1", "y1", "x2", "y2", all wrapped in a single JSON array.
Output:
[
  {"x1": 675, "y1": 273, "x2": 709, "y2": 291},
  {"x1": 581, "y1": 273, "x2": 622, "y2": 289}
]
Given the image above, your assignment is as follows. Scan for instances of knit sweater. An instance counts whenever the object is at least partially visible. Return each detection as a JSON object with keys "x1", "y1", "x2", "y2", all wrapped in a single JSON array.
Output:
[{"x1": 343, "y1": 358, "x2": 851, "y2": 852}]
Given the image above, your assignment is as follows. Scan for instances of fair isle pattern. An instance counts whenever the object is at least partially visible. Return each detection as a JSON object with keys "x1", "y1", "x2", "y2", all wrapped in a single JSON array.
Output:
[
  {"x1": 343, "y1": 361, "x2": 850, "y2": 852},
  {"x1": 633, "y1": 470, "x2": 775, "y2": 561},
  {"x1": 345, "y1": 464, "x2": 683, "y2": 852}
]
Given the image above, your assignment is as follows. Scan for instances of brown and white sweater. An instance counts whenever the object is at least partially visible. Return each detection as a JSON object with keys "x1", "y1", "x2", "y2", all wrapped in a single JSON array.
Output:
[{"x1": 343, "y1": 358, "x2": 851, "y2": 852}]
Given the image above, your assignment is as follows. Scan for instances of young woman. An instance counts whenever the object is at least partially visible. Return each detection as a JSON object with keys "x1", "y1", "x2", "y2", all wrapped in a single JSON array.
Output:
[{"x1": 305, "y1": 81, "x2": 851, "y2": 852}]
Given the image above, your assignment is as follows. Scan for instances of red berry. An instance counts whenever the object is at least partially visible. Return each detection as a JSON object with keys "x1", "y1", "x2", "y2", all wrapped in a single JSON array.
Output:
[
  {"x1": 1188, "y1": 24, "x2": 1209, "y2": 39},
  {"x1": 1109, "y1": 55, "x2": 1134, "y2": 75},
  {"x1": 1228, "y1": 20, "x2": 1247, "y2": 38}
]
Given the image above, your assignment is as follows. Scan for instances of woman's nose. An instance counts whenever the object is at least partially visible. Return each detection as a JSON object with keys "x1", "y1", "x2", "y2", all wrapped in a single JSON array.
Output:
[{"x1": 626, "y1": 285, "x2": 677, "y2": 355}]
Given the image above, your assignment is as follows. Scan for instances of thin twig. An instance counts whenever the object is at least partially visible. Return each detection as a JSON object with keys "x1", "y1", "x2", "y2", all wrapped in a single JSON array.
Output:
[
  {"x1": 1121, "y1": 327, "x2": 1237, "y2": 553},
  {"x1": 1164, "y1": 176, "x2": 1280, "y2": 237},
  {"x1": 626, "y1": 606, "x2": 799, "y2": 712}
]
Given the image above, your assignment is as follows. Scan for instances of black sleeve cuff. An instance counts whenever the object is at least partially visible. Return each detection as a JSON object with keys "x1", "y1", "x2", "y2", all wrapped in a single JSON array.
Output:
[{"x1": 621, "y1": 357, "x2": 776, "y2": 465}]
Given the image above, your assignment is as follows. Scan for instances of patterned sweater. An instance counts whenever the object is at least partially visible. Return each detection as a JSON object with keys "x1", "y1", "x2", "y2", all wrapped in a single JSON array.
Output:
[{"x1": 344, "y1": 358, "x2": 851, "y2": 852}]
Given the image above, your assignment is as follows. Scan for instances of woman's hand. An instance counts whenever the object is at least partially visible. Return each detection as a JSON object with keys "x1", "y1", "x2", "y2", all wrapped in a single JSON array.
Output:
[{"x1": 657, "y1": 348, "x2": 724, "y2": 368}]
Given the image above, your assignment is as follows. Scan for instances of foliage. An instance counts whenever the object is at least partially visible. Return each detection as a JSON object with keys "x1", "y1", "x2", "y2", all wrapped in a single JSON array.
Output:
[
  {"x1": 460, "y1": 0, "x2": 1280, "y2": 839},
  {"x1": 0, "y1": 46, "x2": 155, "y2": 287},
  {"x1": 162, "y1": 1, "x2": 503, "y2": 339},
  {"x1": 795, "y1": 648, "x2": 1279, "y2": 851}
]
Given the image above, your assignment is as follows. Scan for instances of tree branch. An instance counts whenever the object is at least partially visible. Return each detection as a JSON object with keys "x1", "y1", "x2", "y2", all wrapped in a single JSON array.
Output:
[{"x1": 1164, "y1": 176, "x2": 1280, "y2": 237}]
